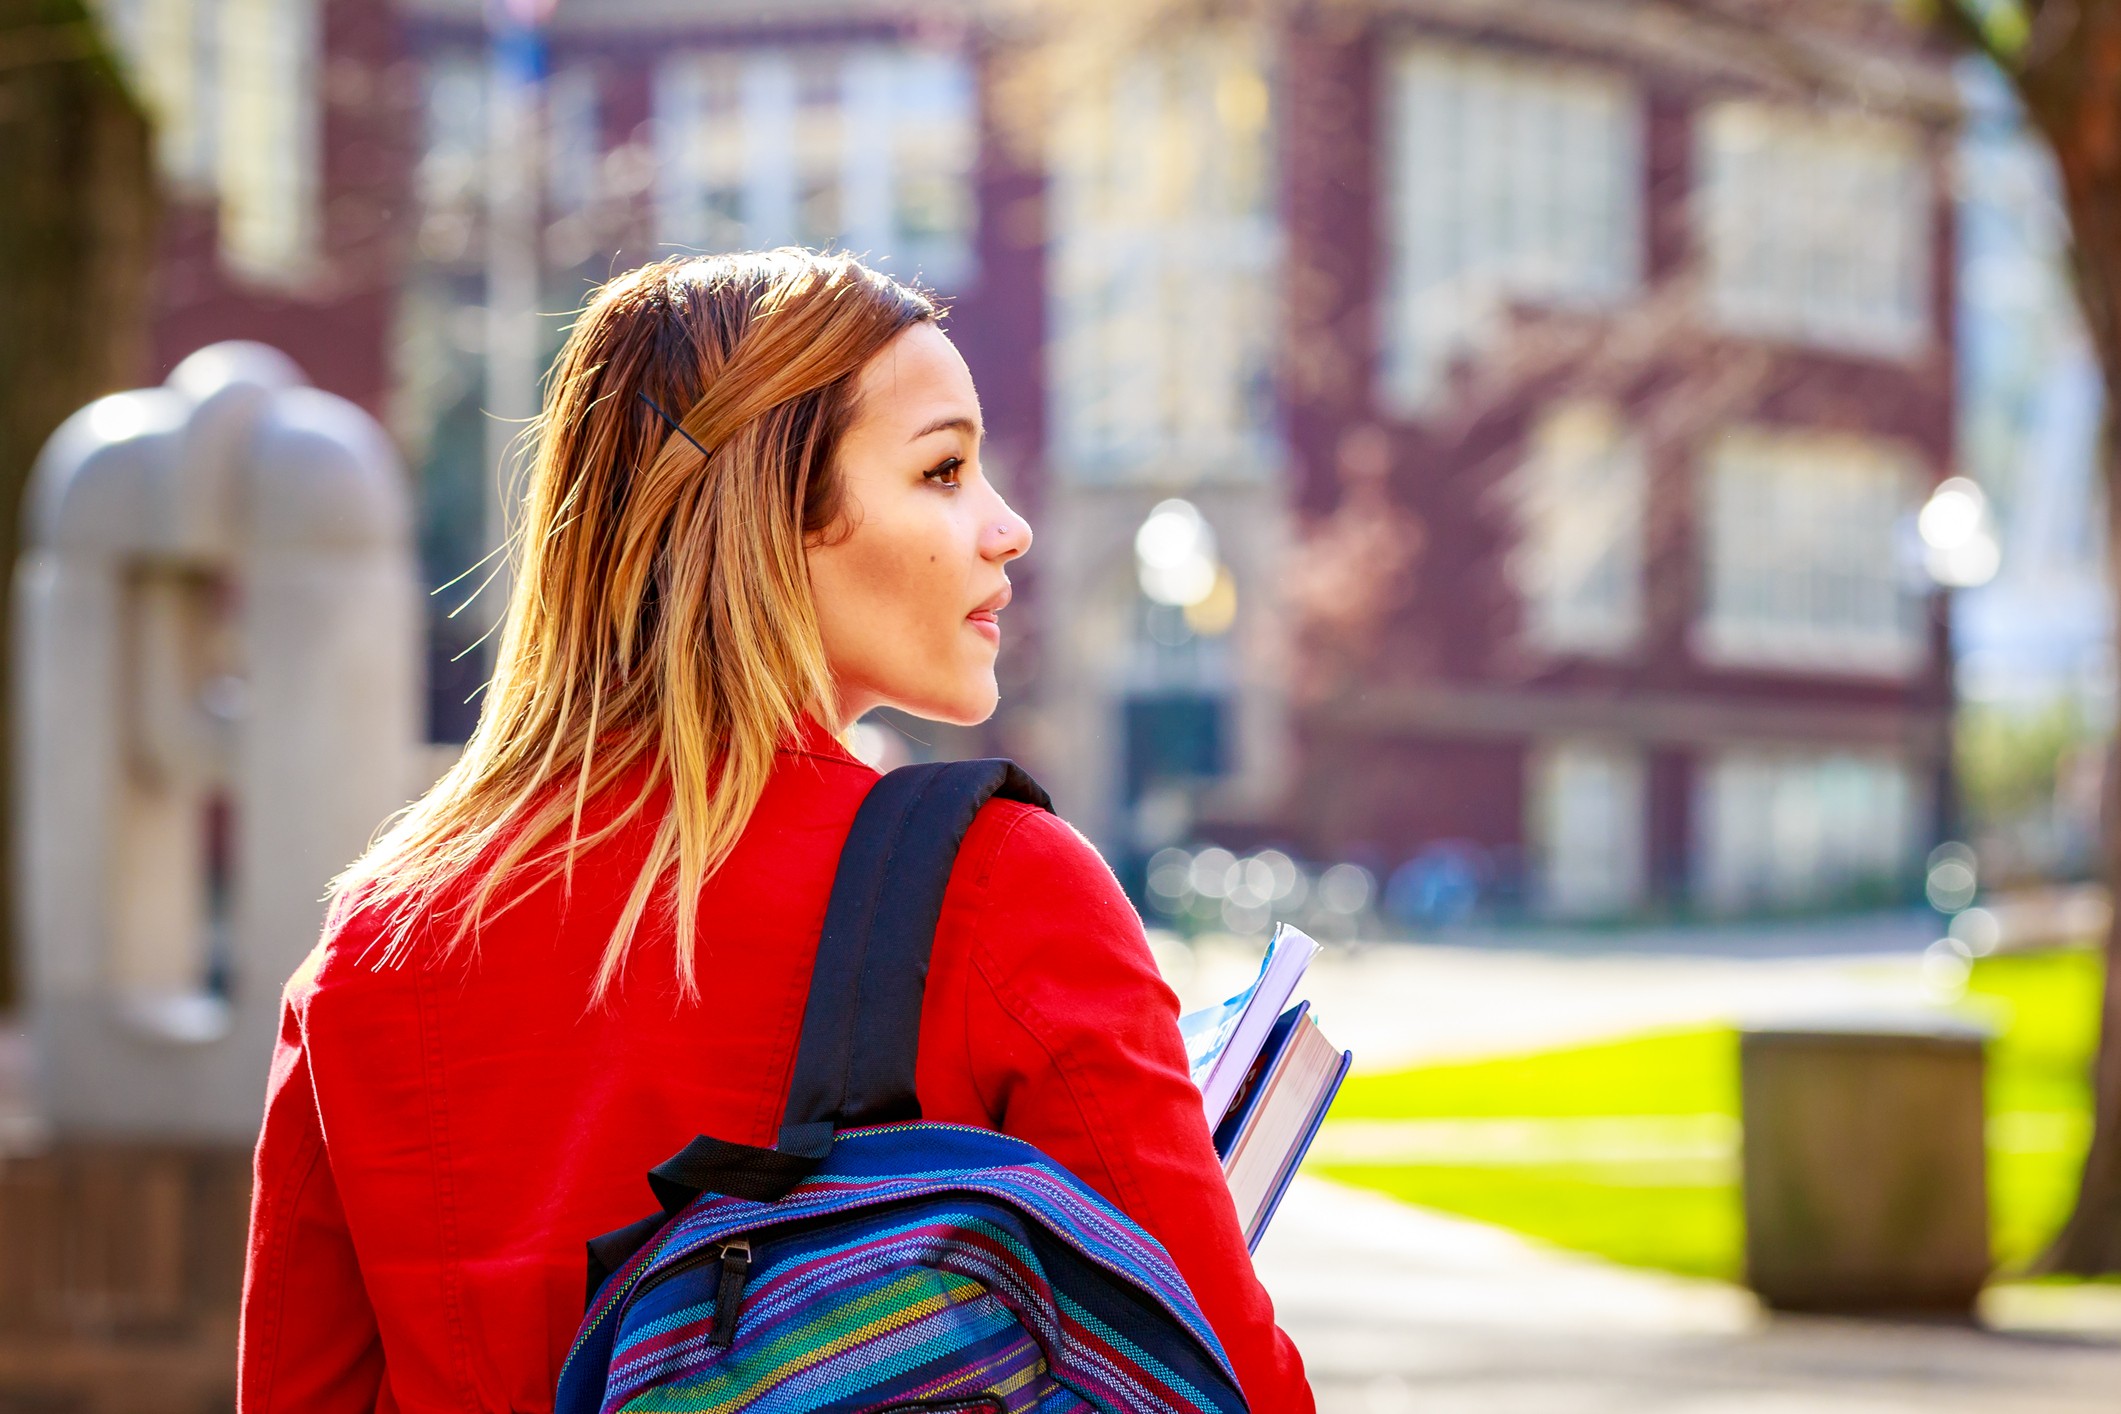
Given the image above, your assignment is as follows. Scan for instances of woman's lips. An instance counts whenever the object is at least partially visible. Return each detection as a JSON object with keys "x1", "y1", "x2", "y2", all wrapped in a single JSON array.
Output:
[{"x1": 967, "y1": 584, "x2": 1009, "y2": 644}]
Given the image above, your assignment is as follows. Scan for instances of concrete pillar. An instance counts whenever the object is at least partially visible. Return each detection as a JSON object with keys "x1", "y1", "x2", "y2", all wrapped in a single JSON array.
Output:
[
  {"x1": 16, "y1": 340, "x2": 419, "y2": 1141},
  {"x1": 1739, "y1": 1017, "x2": 1991, "y2": 1315}
]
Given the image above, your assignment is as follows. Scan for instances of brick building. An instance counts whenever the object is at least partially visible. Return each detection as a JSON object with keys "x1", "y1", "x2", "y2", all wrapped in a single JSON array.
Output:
[
  {"x1": 1025, "y1": 0, "x2": 1961, "y2": 921},
  {"x1": 97, "y1": 0, "x2": 414, "y2": 414},
  {"x1": 1268, "y1": 2, "x2": 1962, "y2": 920},
  {"x1": 108, "y1": 0, "x2": 1962, "y2": 922}
]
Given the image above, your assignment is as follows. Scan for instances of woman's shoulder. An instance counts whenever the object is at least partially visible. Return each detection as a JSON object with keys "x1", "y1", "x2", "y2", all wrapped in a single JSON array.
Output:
[
  {"x1": 958, "y1": 797, "x2": 1117, "y2": 890},
  {"x1": 265, "y1": 892, "x2": 426, "y2": 1061},
  {"x1": 950, "y1": 796, "x2": 1150, "y2": 973},
  {"x1": 296, "y1": 887, "x2": 426, "y2": 996}
]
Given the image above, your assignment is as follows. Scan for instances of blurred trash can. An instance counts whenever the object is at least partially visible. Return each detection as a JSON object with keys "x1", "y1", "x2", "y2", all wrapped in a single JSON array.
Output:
[{"x1": 1739, "y1": 1015, "x2": 1990, "y2": 1316}]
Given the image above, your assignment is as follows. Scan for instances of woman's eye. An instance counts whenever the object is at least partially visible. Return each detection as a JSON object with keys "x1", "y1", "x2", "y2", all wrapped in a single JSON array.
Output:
[{"x1": 924, "y1": 456, "x2": 963, "y2": 487}]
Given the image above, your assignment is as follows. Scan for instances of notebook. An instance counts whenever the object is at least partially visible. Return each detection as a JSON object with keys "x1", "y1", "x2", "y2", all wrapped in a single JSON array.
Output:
[
  {"x1": 1177, "y1": 924, "x2": 1352, "y2": 1251},
  {"x1": 1181, "y1": 923, "x2": 1318, "y2": 1125}
]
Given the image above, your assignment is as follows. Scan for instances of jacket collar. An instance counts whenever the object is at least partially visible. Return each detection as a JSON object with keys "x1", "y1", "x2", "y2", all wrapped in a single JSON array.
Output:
[{"x1": 783, "y1": 711, "x2": 864, "y2": 767}]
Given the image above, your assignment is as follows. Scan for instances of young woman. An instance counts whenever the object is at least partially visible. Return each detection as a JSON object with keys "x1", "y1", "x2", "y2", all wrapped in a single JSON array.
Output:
[{"x1": 238, "y1": 250, "x2": 1314, "y2": 1413}]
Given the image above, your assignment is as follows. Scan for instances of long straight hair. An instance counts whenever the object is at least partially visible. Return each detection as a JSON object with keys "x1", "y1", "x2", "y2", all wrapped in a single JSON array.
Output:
[{"x1": 335, "y1": 250, "x2": 937, "y2": 1000}]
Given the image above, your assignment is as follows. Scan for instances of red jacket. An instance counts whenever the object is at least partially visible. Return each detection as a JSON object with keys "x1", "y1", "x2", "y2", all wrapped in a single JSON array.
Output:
[{"x1": 239, "y1": 724, "x2": 1314, "y2": 1412}]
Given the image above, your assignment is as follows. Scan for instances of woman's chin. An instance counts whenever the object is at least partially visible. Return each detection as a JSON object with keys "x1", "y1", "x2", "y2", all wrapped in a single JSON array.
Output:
[{"x1": 886, "y1": 676, "x2": 999, "y2": 728}]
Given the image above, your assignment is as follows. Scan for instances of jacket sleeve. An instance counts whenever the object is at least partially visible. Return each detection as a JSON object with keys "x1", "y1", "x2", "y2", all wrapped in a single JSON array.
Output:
[
  {"x1": 240, "y1": 989, "x2": 387, "y2": 1414},
  {"x1": 955, "y1": 809, "x2": 1315, "y2": 1414}
]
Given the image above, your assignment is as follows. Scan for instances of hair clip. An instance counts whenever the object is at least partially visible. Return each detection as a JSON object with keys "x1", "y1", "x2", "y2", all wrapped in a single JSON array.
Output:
[{"x1": 638, "y1": 391, "x2": 710, "y2": 460}]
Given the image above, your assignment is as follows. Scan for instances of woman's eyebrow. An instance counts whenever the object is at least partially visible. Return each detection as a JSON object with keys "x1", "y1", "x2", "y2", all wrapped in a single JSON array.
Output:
[{"x1": 909, "y1": 414, "x2": 983, "y2": 445}]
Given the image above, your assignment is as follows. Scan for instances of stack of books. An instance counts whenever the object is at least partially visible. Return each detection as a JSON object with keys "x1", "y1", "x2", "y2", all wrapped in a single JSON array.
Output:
[{"x1": 1178, "y1": 924, "x2": 1352, "y2": 1251}]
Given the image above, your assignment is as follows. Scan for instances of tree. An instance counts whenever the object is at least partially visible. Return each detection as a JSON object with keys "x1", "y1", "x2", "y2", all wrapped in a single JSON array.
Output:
[
  {"x1": 0, "y1": 0, "x2": 157, "y2": 1007},
  {"x1": 1917, "y1": 0, "x2": 2121, "y2": 1274}
]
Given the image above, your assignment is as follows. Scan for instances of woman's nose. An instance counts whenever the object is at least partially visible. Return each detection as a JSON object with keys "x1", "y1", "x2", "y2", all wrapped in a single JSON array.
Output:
[{"x1": 983, "y1": 496, "x2": 1032, "y2": 562}]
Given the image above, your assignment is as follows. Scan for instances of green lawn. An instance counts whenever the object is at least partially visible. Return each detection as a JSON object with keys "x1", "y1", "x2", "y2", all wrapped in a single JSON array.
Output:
[{"x1": 1312, "y1": 949, "x2": 2105, "y2": 1282}]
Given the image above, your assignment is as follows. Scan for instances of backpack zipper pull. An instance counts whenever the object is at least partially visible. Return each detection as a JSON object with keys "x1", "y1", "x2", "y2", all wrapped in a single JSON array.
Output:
[{"x1": 707, "y1": 1239, "x2": 751, "y2": 1348}]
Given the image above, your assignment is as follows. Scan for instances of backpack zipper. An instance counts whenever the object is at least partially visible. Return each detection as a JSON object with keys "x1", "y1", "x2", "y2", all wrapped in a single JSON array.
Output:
[
  {"x1": 706, "y1": 1240, "x2": 750, "y2": 1348},
  {"x1": 634, "y1": 1237, "x2": 755, "y2": 1346},
  {"x1": 624, "y1": 1205, "x2": 852, "y2": 1312}
]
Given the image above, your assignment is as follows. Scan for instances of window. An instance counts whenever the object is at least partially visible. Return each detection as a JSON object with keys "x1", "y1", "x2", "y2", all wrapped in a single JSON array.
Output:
[
  {"x1": 94, "y1": 0, "x2": 320, "y2": 279},
  {"x1": 1381, "y1": 44, "x2": 1642, "y2": 412},
  {"x1": 868, "y1": 49, "x2": 978, "y2": 280},
  {"x1": 654, "y1": 46, "x2": 976, "y2": 288},
  {"x1": 1510, "y1": 402, "x2": 1645, "y2": 655},
  {"x1": 547, "y1": 66, "x2": 602, "y2": 215},
  {"x1": 1695, "y1": 750, "x2": 1921, "y2": 914},
  {"x1": 217, "y1": 0, "x2": 319, "y2": 278},
  {"x1": 1698, "y1": 429, "x2": 1925, "y2": 675},
  {"x1": 1699, "y1": 103, "x2": 1931, "y2": 355},
  {"x1": 1047, "y1": 34, "x2": 1278, "y2": 480},
  {"x1": 97, "y1": 0, "x2": 215, "y2": 184},
  {"x1": 1530, "y1": 741, "x2": 1647, "y2": 918},
  {"x1": 656, "y1": 54, "x2": 745, "y2": 254},
  {"x1": 414, "y1": 56, "x2": 486, "y2": 266}
]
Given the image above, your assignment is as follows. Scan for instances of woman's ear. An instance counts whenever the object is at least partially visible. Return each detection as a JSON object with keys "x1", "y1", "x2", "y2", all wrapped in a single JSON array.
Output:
[{"x1": 805, "y1": 497, "x2": 860, "y2": 553}]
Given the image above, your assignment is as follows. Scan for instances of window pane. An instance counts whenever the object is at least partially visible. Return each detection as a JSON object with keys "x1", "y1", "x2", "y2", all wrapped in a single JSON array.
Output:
[
  {"x1": 1381, "y1": 44, "x2": 1642, "y2": 412},
  {"x1": 652, "y1": 45, "x2": 975, "y2": 285},
  {"x1": 1531, "y1": 740, "x2": 1647, "y2": 917},
  {"x1": 1695, "y1": 750, "x2": 1921, "y2": 913},
  {"x1": 547, "y1": 66, "x2": 601, "y2": 215},
  {"x1": 1510, "y1": 402, "x2": 1646, "y2": 656},
  {"x1": 1699, "y1": 102, "x2": 1931, "y2": 355},
  {"x1": 1048, "y1": 33, "x2": 1280, "y2": 482},
  {"x1": 1698, "y1": 429, "x2": 1926, "y2": 674},
  {"x1": 416, "y1": 55, "x2": 486, "y2": 266}
]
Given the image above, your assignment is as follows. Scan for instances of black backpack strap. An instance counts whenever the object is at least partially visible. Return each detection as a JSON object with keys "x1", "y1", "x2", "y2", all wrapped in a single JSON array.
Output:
[
  {"x1": 644, "y1": 758, "x2": 1050, "y2": 1215},
  {"x1": 779, "y1": 758, "x2": 1050, "y2": 1147}
]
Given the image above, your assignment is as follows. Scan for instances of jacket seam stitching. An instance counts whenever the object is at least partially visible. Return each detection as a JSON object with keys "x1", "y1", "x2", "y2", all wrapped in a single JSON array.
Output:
[
  {"x1": 970, "y1": 805, "x2": 1037, "y2": 890},
  {"x1": 955, "y1": 805, "x2": 1037, "y2": 1125},
  {"x1": 756, "y1": 913, "x2": 820, "y2": 1143},
  {"x1": 966, "y1": 944, "x2": 1150, "y2": 1216},
  {"x1": 413, "y1": 969, "x2": 480, "y2": 1414},
  {"x1": 246, "y1": 1118, "x2": 324, "y2": 1413}
]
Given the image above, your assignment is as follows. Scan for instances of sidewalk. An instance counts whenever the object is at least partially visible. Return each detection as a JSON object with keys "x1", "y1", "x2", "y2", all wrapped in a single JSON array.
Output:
[
  {"x1": 1163, "y1": 922, "x2": 1947, "y2": 1073},
  {"x1": 1258, "y1": 1176, "x2": 2121, "y2": 1414},
  {"x1": 1178, "y1": 919, "x2": 2121, "y2": 1408}
]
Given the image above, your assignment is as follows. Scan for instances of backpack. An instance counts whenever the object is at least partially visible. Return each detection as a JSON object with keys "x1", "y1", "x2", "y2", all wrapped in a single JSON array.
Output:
[{"x1": 555, "y1": 759, "x2": 1250, "y2": 1414}]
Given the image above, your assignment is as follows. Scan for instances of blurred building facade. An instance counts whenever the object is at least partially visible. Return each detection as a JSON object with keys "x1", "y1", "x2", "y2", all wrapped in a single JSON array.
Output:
[
  {"x1": 1270, "y1": 2, "x2": 1961, "y2": 923},
  {"x1": 89, "y1": 0, "x2": 1966, "y2": 924},
  {"x1": 92, "y1": 0, "x2": 413, "y2": 412},
  {"x1": 1041, "y1": 0, "x2": 1960, "y2": 924}
]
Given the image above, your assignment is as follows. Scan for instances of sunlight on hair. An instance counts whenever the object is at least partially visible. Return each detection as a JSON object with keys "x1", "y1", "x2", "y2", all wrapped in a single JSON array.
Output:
[{"x1": 330, "y1": 250, "x2": 939, "y2": 1001}]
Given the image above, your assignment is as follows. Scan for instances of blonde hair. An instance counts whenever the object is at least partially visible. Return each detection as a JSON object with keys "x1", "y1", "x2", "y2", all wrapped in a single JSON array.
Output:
[{"x1": 337, "y1": 250, "x2": 937, "y2": 999}]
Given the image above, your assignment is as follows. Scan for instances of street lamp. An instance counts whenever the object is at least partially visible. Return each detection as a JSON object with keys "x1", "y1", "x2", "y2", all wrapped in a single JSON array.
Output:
[
  {"x1": 1917, "y1": 477, "x2": 2002, "y2": 589},
  {"x1": 1135, "y1": 499, "x2": 1218, "y2": 607}
]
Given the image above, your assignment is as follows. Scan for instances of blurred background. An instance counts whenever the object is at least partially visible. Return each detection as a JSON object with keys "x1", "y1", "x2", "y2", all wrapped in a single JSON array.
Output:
[{"x1": 3, "y1": 0, "x2": 2120, "y2": 1409}]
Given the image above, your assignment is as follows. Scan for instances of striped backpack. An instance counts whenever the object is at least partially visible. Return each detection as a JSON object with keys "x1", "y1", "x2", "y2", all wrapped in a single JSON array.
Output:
[{"x1": 555, "y1": 759, "x2": 1250, "y2": 1414}]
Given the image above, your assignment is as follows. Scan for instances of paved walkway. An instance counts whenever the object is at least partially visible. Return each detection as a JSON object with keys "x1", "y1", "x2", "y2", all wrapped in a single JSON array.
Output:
[
  {"x1": 1162, "y1": 918, "x2": 1950, "y2": 1073},
  {"x1": 1259, "y1": 1176, "x2": 2121, "y2": 1413},
  {"x1": 1168, "y1": 919, "x2": 2121, "y2": 1408}
]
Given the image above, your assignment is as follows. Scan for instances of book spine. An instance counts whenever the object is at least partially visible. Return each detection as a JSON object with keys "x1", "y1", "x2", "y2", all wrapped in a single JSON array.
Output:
[{"x1": 1244, "y1": 1048, "x2": 1354, "y2": 1254}]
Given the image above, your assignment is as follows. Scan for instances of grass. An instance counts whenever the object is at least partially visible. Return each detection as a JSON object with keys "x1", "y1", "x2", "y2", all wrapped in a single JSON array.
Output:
[
  {"x1": 1311, "y1": 949, "x2": 2106, "y2": 1283},
  {"x1": 1330, "y1": 1027, "x2": 1737, "y2": 1120},
  {"x1": 1320, "y1": 1163, "x2": 1747, "y2": 1280}
]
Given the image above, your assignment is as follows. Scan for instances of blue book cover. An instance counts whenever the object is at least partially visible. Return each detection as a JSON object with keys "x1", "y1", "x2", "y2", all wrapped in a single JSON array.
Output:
[{"x1": 1211, "y1": 1002, "x2": 1310, "y2": 1161}]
